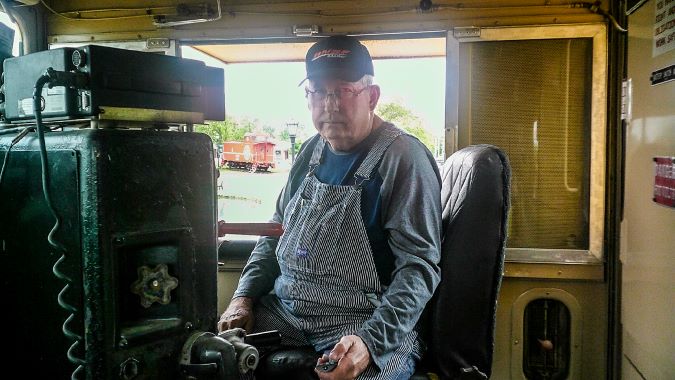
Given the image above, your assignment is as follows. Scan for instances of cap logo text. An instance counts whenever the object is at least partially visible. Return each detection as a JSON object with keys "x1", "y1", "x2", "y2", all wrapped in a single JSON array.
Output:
[{"x1": 312, "y1": 49, "x2": 351, "y2": 61}]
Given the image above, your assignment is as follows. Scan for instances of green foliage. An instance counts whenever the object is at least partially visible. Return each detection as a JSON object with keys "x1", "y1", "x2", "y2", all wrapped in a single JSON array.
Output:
[
  {"x1": 263, "y1": 125, "x2": 276, "y2": 138},
  {"x1": 195, "y1": 116, "x2": 254, "y2": 145},
  {"x1": 376, "y1": 102, "x2": 435, "y2": 151},
  {"x1": 196, "y1": 117, "x2": 303, "y2": 159},
  {"x1": 276, "y1": 129, "x2": 302, "y2": 153}
]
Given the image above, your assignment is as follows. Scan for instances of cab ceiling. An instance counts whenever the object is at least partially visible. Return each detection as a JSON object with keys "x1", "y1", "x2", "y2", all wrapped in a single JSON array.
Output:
[
  {"x1": 39, "y1": 1, "x2": 606, "y2": 48},
  {"x1": 191, "y1": 37, "x2": 446, "y2": 64}
]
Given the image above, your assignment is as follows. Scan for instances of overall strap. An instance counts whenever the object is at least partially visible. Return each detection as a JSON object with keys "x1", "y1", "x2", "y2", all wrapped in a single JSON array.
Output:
[
  {"x1": 307, "y1": 137, "x2": 326, "y2": 176},
  {"x1": 353, "y1": 123, "x2": 405, "y2": 186}
]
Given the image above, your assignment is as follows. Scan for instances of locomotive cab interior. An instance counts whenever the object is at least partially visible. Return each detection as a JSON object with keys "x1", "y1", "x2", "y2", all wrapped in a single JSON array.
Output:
[{"x1": 0, "y1": 1, "x2": 673, "y2": 379}]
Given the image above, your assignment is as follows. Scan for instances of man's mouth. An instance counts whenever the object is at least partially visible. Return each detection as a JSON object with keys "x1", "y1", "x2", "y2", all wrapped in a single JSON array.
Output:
[
  {"x1": 321, "y1": 121, "x2": 346, "y2": 130},
  {"x1": 321, "y1": 113, "x2": 347, "y2": 124}
]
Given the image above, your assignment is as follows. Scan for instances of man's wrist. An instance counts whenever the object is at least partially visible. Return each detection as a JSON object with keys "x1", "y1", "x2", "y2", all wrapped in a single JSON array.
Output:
[
  {"x1": 354, "y1": 330, "x2": 384, "y2": 371},
  {"x1": 230, "y1": 296, "x2": 254, "y2": 308}
]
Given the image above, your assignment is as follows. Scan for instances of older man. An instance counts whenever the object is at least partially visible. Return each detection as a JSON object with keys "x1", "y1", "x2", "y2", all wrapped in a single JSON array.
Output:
[{"x1": 219, "y1": 35, "x2": 441, "y2": 380}]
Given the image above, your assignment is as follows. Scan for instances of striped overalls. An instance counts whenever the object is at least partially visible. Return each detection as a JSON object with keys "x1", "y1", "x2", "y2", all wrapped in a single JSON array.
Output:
[{"x1": 253, "y1": 124, "x2": 422, "y2": 379}]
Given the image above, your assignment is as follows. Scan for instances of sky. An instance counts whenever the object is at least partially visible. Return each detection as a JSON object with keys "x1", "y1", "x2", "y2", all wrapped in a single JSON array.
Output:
[{"x1": 182, "y1": 46, "x2": 446, "y2": 141}]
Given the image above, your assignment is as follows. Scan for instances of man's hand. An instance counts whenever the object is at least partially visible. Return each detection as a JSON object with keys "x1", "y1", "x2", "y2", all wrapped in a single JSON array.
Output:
[
  {"x1": 315, "y1": 335, "x2": 371, "y2": 380},
  {"x1": 217, "y1": 296, "x2": 254, "y2": 333}
]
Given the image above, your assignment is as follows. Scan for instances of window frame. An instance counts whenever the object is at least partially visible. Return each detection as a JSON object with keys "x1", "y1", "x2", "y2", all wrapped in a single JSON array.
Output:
[{"x1": 446, "y1": 24, "x2": 608, "y2": 263}]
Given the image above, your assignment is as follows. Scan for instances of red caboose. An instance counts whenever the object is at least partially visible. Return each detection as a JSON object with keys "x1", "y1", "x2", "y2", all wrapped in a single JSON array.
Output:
[{"x1": 221, "y1": 133, "x2": 276, "y2": 172}]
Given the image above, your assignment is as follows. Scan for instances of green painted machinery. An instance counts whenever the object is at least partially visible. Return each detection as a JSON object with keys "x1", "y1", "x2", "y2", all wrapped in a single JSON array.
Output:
[{"x1": 0, "y1": 129, "x2": 218, "y2": 379}]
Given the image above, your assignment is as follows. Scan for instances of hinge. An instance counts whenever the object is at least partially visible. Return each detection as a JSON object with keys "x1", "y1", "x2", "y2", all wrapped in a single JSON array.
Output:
[
  {"x1": 453, "y1": 27, "x2": 481, "y2": 39},
  {"x1": 621, "y1": 78, "x2": 632, "y2": 121},
  {"x1": 146, "y1": 38, "x2": 171, "y2": 49},
  {"x1": 293, "y1": 25, "x2": 320, "y2": 37}
]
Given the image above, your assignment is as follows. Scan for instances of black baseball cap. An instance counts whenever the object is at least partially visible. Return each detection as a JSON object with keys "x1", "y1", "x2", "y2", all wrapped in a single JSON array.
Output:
[{"x1": 300, "y1": 35, "x2": 374, "y2": 85}]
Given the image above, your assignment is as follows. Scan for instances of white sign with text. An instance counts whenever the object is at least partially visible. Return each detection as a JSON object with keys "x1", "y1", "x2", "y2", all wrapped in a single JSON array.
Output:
[{"x1": 653, "y1": 0, "x2": 675, "y2": 57}]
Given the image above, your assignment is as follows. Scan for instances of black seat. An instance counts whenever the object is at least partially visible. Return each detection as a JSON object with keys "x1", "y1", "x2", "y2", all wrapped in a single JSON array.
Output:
[
  {"x1": 415, "y1": 144, "x2": 511, "y2": 379},
  {"x1": 255, "y1": 145, "x2": 511, "y2": 379}
]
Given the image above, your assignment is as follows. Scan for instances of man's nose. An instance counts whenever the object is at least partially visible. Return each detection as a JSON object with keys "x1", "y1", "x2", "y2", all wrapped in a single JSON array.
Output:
[{"x1": 323, "y1": 93, "x2": 340, "y2": 112}]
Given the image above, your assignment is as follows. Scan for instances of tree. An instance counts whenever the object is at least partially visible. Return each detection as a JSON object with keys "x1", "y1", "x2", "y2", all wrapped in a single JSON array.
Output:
[
  {"x1": 195, "y1": 117, "x2": 234, "y2": 145},
  {"x1": 232, "y1": 118, "x2": 255, "y2": 140},
  {"x1": 278, "y1": 128, "x2": 303, "y2": 153},
  {"x1": 195, "y1": 116, "x2": 255, "y2": 145},
  {"x1": 263, "y1": 125, "x2": 276, "y2": 138},
  {"x1": 376, "y1": 102, "x2": 435, "y2": 152}
]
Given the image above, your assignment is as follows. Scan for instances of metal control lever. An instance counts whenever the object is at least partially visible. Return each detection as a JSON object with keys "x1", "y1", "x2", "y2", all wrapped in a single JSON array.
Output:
[
  {"x1": 316, "y1": 359, "x2": 338, "y2": 372},
  {"x1": 179, "y1": 362, "x2": 218, "y2": 376},
  {"x1": 179, "y1": 332, "x2": 238, "y2": 379},
  {"x1": 179, "y1": 329, "x2": 281, "y2": 379},
  {"x1": 244, "y1": 330, "x2": 282, "y2": 347},
  {"x1": 217, "y1": 328, "x2": 260, "y2": 374}
]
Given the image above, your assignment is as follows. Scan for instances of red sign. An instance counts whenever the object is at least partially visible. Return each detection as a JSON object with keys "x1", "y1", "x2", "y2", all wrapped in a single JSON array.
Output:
[{"x1": 654, "y1": 156, "x2": 675, "y2": 208}]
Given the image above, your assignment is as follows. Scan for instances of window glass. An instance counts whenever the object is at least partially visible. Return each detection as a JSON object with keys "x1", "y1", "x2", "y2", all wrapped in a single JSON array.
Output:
[
  {"x1": 182, "y1": 46, "x2": 445, "y2": 238},
  {"x1": 0, "y1": 11, "x2": 21, "y2": 57}
]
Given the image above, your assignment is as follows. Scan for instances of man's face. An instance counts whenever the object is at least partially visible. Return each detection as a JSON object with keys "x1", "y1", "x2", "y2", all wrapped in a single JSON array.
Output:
[{"x1": 306, "y1": 78, "x2": 380, "y2": 152}]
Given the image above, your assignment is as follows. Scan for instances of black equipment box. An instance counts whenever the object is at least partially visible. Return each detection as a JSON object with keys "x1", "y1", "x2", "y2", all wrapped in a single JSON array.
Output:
[
  {"x1": 0, "y1": 129, "x2": 217, "y2": 379},
  {"x1": 2, "y1": 45, "x2": 224, "y2": 124}
]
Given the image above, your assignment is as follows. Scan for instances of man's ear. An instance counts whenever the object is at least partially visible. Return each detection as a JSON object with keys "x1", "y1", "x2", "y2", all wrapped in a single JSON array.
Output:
[{"x1": 368, "y1": 85, "x2": 381, "y2": 111}]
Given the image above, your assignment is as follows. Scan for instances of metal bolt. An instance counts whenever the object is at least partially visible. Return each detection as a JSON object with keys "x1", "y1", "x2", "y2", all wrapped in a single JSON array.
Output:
[
  {"x1": 185, "y1": 322, "x2": 193, "y2": 331},
  {"x1": 514, "y1": 340, "x2": 519, "y2": 345},
  {"x1": 245, "y1": 354, "x2": 257, "y2": 368},
  {"x1": 120, "y1": 357, "x2": 140, "y2": 380}
]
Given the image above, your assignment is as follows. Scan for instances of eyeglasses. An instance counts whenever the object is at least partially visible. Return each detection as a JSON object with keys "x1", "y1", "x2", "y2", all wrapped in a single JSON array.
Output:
[{"x1": 305, "y1": 86, "x2": 370, "y2": 103}]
